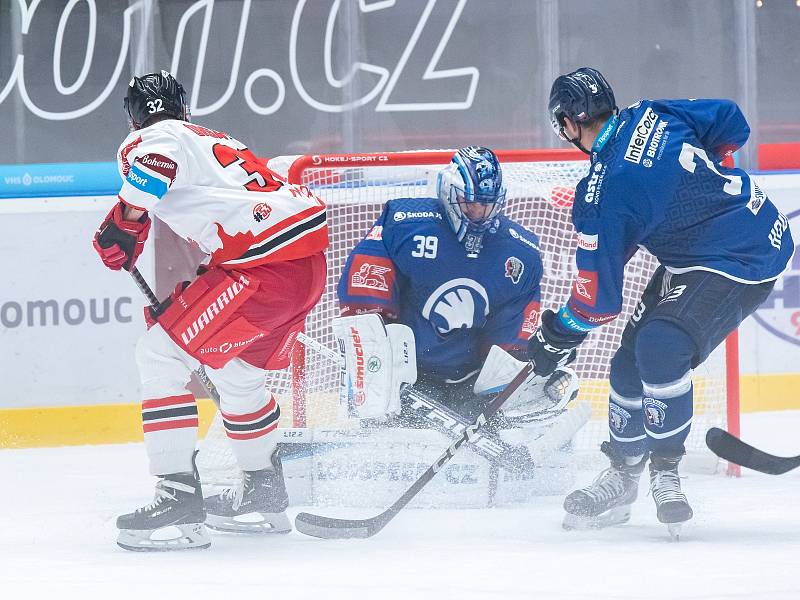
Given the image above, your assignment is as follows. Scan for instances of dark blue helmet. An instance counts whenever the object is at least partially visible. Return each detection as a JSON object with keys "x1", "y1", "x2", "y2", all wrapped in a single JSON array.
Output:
[
  {"x1": 124, "y1": 70, "x2": 190, "y2": 131},
  {"x1": 437, "y1": 146, "x2": 506, "y2": 256},
  {"x1": 548, "y1": 67, "x2": 616, "y2": 141}
]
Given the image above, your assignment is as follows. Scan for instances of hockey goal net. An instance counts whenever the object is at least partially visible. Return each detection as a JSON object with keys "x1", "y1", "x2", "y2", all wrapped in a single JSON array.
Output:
[{"x1": 199, "y1": 148, "x2": 739, "y2": 478}]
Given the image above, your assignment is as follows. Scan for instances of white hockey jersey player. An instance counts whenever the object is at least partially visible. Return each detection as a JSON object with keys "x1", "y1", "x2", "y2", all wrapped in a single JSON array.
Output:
[{"x1": 117, "y1": 120, "x2": 327, "y2": 268}]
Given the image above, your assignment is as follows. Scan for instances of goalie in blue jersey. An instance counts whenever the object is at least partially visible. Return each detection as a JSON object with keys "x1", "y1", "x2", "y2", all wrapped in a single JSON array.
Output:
[
  {"x1": 527, "y1": 67, "x2": 794, "y2": 537},
  {"x1": 334, "y1": 147, "x2": 577, "y2": 440}
]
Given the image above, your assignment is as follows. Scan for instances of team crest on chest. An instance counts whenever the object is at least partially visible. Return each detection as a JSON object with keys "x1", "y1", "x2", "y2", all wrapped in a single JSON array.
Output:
[
  {"x1": 504, "y1": 257, "x2": 524, "y2": 284},
  {"x1": 421, "y1": 278, "x2": 490, "y2": 334}
]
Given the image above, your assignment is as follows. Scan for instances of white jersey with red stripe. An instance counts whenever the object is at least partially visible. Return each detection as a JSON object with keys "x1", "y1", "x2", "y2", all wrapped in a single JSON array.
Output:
[{"x1": 116, "y1": 119, "x2": 328, "y2": 268}]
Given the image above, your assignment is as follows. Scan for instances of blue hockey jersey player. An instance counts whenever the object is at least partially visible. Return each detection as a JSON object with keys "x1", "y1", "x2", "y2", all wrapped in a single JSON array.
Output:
[
  {"x1": 527, "y1": 67, "x2": 793, "y2": 538},
  {"x1": 337, "y1": 147, "x2": 544, "y2": 419}
]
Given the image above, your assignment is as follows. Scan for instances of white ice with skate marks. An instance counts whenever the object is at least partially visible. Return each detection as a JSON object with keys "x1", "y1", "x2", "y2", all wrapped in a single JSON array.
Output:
[{"x1": 1, "y1": 411, "x2": 799, "y2": 600}]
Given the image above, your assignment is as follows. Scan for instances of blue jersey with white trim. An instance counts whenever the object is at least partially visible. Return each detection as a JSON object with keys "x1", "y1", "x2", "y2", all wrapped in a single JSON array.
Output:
[
  {"x1": 337, "y1": 198, "x2": 543, "y2": 380},
  {"x1": 559, "y1": 99, "x2": 793, "y2": 333}
]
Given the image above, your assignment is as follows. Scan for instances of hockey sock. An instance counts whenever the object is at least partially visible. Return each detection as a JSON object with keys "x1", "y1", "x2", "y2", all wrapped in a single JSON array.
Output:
[
  {"x1": 142, "y1": 393, "x2": 199, "y2": 475},
  {"x1": 642, "y1": 379, "x2": 693, "y2": 454},
  {"x1": 607, "y1": 346, "x2": 647, "y2": 457},
  {"x1": 220, "y1": 394, "x2": 281, "y2": 471}
]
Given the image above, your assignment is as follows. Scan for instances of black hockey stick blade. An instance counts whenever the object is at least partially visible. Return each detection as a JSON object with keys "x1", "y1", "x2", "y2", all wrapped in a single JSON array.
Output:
[
  {"x1": 705, "y1": 427, "x2": 800, "y2": 475},
  {"x1": 295, "y1": 363, "x2": 536, "y2": 539}
]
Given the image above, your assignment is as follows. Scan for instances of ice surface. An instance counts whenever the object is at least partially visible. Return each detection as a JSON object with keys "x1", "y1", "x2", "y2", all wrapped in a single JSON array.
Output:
[{"x1": 1, "y1": 412, "x2": 798, "y2": 599}]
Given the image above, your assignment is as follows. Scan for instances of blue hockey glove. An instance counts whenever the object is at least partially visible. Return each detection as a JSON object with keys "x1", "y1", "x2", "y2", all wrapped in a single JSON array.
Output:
[{"x1": 527, "y1": 309, "x2": 586, "y2": 377}]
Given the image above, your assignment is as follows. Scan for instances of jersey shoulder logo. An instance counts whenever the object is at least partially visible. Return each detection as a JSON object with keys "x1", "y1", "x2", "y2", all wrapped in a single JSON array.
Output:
[
  {"x1": 421, "y1": 278, "x2": 490, "y2": 334},
  {"x1": 347, "y1": 255, "x2": 396, "y2": 301},
  {"x1": 352, "y1": 263, "x2": 391, "y2": 291},
  {"x1": 504, "y1": 257, "x2": 524, "y2": 284}
]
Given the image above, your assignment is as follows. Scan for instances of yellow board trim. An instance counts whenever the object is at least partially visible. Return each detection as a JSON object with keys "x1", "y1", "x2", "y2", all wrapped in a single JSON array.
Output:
[
  {"x1": 1, "y1": 374, "x2": 799, "y2": 449},
  {"x1": 0, "y1": 399, "x2": 218, "y2": 449}
]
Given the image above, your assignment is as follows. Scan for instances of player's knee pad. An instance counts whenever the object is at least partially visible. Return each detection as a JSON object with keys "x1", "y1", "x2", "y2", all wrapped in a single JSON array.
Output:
[
  {"x1": 206, "y1": 358, "x2": 271, "y2": 415},
  {"x1": 135, "y1": 325, "x2": 198, "y2": 398},
  {"x1": 634, "y1": 320, "x2": 694, "y2": 385},
  {"x1": 634, "y1": 320, "x2": 694, "y2": 454},
  {"x1": 609, "y1": 345, "x2": 642, "y2": 399}
]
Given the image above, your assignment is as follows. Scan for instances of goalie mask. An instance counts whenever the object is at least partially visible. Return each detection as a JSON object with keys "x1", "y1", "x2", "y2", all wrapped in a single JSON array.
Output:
[
  {"x1": 437, "y1": 146, "x2": 506, "y2": 258},
  {"x1": 548, "y1": 67, "x2": 616, "y2": 154},
  {"x1": 124, "y1": 70, "x2": 190, "y2": 132}
]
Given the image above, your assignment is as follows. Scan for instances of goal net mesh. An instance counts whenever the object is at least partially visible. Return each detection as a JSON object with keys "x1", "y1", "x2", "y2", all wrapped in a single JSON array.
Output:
[{"x1": 198, "y1": 150, "x2": 731, "y2": 481}]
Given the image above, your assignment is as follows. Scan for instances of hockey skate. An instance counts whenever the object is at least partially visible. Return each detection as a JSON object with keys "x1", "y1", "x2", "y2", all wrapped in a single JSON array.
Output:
[
  {"x1": 116, "y1": 471, "x2": 210, "y2": 552},
  {"x1": 649, "y1": 451, "x2": 693, "y2": 540},
  {"x1": 562, "y1": 441, "x2": 647, "y2": 530},
  {"x1": 204, "y1": 452, "x2": 291, "y2": 534}
]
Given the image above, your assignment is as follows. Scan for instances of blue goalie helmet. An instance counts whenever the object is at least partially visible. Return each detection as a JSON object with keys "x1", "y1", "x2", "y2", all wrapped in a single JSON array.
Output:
[
  {"x1": 437, "y1": 146, "x2": 506, "y2": 256},
  {"x1": 124, "y1": 70, "x2": 190, "y2": 131}
]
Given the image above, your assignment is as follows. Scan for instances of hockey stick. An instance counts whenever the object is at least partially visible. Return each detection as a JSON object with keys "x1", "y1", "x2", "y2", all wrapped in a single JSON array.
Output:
[
  {"x1": 706, "y1": 427, "x2": 800, "y2": 475},
  {"x1": 294, "y1": 362, "x2": 536, "y2": 539},
  {"x1": 295, "y1": 331, "x2": 541, "y2": 475},
  {"x1": 129, "y1": 267, "x2": 221, "y2": 406}
]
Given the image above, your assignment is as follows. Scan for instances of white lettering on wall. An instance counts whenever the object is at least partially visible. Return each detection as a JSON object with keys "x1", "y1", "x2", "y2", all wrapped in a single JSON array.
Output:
[{"x1": 1, "y1": 0, "x2": 479, "y2": 120}]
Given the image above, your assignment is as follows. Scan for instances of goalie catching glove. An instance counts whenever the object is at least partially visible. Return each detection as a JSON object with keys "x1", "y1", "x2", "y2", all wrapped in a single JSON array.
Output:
[
  {"x1": 332, "y1": 314, "x2": 417, "y2": 420},
  {"x1": 474, "y1": 345, "x2": 580, "y2": 424}
]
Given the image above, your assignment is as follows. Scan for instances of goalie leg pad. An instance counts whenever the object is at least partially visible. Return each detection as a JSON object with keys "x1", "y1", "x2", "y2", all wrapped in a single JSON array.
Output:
[{"x1": 332, "y1": 314, "x2": 416, "y2": 420}]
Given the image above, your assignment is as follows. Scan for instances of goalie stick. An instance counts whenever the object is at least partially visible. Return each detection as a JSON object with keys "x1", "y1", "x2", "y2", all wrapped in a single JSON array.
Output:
[
  {"x1": 294, "y1": 362, "x2": 536, "y2": 539},
  {"x1": 129, "y1": 267, "x2": 221, "y2": 406},
  {"x1": 706, "y1": 427, "x2": 800, "y2": 475},
  {"x1": 295, "y1": 331, "x2": 545, "y2": 475}
]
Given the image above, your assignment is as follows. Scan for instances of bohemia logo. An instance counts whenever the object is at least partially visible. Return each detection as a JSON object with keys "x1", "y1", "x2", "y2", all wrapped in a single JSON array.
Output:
[
  {"x1": 752, "y1": 209, "x2": 800, "y2": 346},
  {"x1": 252, "y1": 202, "x2": 272, "y2": 222}
]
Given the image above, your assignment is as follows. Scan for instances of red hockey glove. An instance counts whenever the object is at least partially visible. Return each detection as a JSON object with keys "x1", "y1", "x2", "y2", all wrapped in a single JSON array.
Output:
[{"x1": 93, "y1": 202, "x2": 151, "y2": 271}]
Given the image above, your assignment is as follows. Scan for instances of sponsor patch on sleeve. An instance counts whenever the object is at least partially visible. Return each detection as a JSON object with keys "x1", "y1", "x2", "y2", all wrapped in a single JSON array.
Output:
[
  {"x1": 577, "y1": 232, "x2": 599, "y2": 251},
  {"x1": 365, "y1": 225, "x2": 383, "y2": 241},
  {"x1": 137, "y1": 153, "x2": 178, "y2": 184},
  {"x1": 519, "y1": 300, "x2": 541, "y2": 337},
  {"x1": 572, "y1": 270, "x2": 598, "y2": 307},
  {"x1": 347, "y1": 255, "x2": 396, "y2": 301}
]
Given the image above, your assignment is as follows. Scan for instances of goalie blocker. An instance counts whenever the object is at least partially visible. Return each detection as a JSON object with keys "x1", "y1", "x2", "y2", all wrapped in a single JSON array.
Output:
[{"x1": 332, "y1": 314, "x2": 579, "y2": 425}]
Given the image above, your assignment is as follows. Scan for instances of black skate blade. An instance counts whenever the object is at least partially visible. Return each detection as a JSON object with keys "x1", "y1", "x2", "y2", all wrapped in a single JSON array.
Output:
[{"x1": 294, "y1": 512, "x2": 380, "y2": 539}]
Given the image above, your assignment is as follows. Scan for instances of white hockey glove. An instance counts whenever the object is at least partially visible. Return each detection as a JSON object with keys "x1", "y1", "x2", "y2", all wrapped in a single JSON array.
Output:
[
  {"x1": 474, "y1": 345, "x2": 579, "y2": 423},
  {"x1": 332, "y1": 314, "x2": 417, "y2": 420}
]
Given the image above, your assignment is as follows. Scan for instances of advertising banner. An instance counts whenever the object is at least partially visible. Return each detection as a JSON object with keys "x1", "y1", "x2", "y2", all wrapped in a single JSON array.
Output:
[{"x1": 0, "y1": 195, "x2": 151, "y2": 408}]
